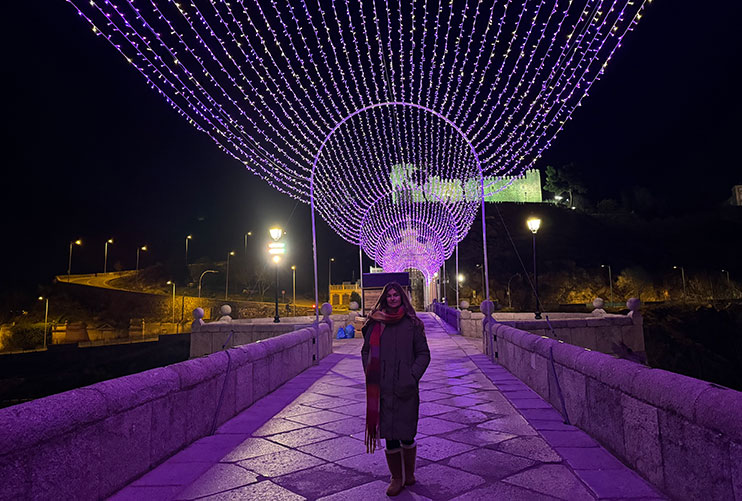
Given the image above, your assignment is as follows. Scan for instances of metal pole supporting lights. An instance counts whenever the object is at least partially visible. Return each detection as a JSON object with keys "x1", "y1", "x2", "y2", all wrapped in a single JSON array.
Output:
[
  {"x1": 166, "y1": 281, "x2": 176, "y2": 324},
  {"x1": 103, "y1": 238, "x2": 114, "y2": 274},
  {"x1": 328, "y1": 257, "x2": 335, "y2": 302},
  {"x1": 527, "y1": 218, "x2": 542, "y2": 319},
  {"x1": 185, "y1": 235, "x2": 193, "y2": 265},
  {"x1": 225, "y1": 251, "x2": 235, "y2": 300},
  {"x1": 38, "y1": 296, "x2": 49, "y2": 350},
  {"x1": 291, "y1": 265, "x2": 297, "y2": 316},
  {"x1": 269, "y1": 227, "x2": 285, "y2": 323},
  {"x1": 67, "y1": 239, "x2": 82, "y2": 282},
  {"x1": 457, "y1": 274, "x2": 464, "y2": 310},
  {"x1": 601, "y1": 264, "x2": 613, "y2": 306},
  {"x1": 136, "y1": 245, "x2": 147, "y2": 276},
  {"x1": 199, "y1": 269, "x2": 218, "y2": 299},
  {"x1": 244, "y1": 231, "x2": 252, "y2": 259},
  {"x1": 673, "y1": 266, "x2": 687, "y2": 300}
]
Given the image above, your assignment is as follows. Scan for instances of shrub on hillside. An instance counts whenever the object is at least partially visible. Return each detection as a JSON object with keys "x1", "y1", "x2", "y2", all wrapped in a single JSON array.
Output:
[{"x1": 2, "y1": 325, "x2": 45, "y2": 352}]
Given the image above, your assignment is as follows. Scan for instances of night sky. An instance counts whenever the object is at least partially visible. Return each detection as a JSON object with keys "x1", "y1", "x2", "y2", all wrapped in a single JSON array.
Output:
[{"x1": 3, "y1": 1, "x2": 740, "y2": 299}]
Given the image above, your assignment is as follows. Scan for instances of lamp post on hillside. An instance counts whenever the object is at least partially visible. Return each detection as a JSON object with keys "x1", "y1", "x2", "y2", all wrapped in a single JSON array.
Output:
[
  {"x1": 673, "y1": 266, "x2": 687, "y2": 300},
  {"x1": 103, "y1": 238, "x2": 114, "y2": 274},
  {"x1": 199, "y1": 269, "x2": 218, "y2": 298},
  {"x1": 67, "y1": 239, "x2": 82, "y2": 282},
  {"x1": 136, "y1": 245, "x2": 147, "y2": 276},
  {"x1": 475, "y1": 263, "x2": 485, "y2": 300},
  {"x1": 225, "y1": 251, "x2": 235, "y2": 300},
  {"x1": 601, "y1": 264, "x2": 613, "y2": 306},
  {"x1": 269, "y1": 227, "x2": 285, "y2": 323},
  {"x1": 38, "y1": 296, "x2": 49, "y2": 349},
  {"x1": 527, "y1": 217, "x2": 542, "y2": 319},
  {"x1": 185, "y1": 235, "x2": 193, "y2": 265},
  {"x1": 721, "y1": 269, "x2": 731, "y2": 289},
  {"x1": 244, "y1": 231, "x2": 252, "y2": 259},
  {"x1": 291, "y1": 265, "x2": 297, "y2": 316},
  {"x1": 166, "y1": 281, "x2": 176, "y2": 323}
]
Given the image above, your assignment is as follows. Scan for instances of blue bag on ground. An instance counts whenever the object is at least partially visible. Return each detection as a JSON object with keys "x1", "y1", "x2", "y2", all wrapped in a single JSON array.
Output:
[
  {"x1": 344, "y1": 324, "x2": 355, "y2": 338},
  {"x1": 336, "y1": 327, "x2": 347, "y2": 339}
]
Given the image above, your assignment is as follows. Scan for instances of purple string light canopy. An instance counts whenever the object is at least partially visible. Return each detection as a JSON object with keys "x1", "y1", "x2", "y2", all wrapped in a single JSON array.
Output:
[{"x1": 66, "y1": 0, "x2": 650, "y2": 287}]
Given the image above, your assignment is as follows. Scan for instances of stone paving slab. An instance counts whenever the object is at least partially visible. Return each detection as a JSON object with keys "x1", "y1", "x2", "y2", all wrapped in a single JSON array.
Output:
[{"x1": 109, "y1": 313, "x2": 666, "y2": 500}]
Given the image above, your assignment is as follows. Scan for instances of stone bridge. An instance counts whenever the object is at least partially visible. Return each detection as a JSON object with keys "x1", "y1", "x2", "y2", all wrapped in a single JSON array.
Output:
[{"x1": 1, "y1": 312, "x2": 739, "y2": 500}]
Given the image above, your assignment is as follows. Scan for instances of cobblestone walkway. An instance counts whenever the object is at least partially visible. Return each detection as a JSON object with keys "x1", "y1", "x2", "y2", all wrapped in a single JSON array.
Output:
[{"x1": 111, "y1": 313, "x2": 665, "y2": 500}]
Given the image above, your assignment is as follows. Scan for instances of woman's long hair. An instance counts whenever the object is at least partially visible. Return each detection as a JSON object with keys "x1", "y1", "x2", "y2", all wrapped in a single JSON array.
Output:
[{"x1": 366, "y1": 281, "x2": 423, "y2": 329}]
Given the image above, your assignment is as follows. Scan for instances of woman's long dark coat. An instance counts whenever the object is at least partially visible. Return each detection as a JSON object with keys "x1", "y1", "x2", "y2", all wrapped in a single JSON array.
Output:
[{"x1": 361, "y1": 316, "x2": 431, "y2": 440}]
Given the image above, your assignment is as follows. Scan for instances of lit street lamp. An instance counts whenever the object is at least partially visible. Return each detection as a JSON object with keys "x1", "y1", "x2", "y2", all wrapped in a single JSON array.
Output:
[
  {"x1": 475, "y1": 263, "x2": 485, "y2": 300},
  {"x1": 601, "y1": 264, "x2": 613, "y2": 306},
  {"x1": 67, "y1": 239, "x2": 82, "y2": 282},
  {"x1": 225, "y1": 251, "x2": 235, "y2": 300},
  {"x1": 136, "y1": 245, "x2": 147, "y2": 275},
  {"x1": 103, "y1": 238, "x2": 114, "y2": 274},
  {"x1": 166, "y1": 280, "x2": 176, "y2": 323},
  {"x1": 457, "y1": 273, "x2": 464, "y2": 309},
  {"x1": 328, "y1": 257, "x2": 335, "y2": 302},
  {"x1": 527, "y1": 217, "x2": 542, "y2": 319},
  {"x1": 721, "y1": 269, "x2": 731, "y2": 288},
  {"x1": 673, "y1": 266, "x2": 687, "y2": 300},
  {"x1": 291, "y1": 265, "x2": 297, "y2": 316},
  {"x1": 199, "y1": 269, "x2": 218, "y2": 298},
  {"x1": 269, "y1": 227, "x2": 285, "y2": 323},
  {"x1": 185, "y1": 235, "x2": 193, "y2": 265},
  {"x1": 244, "y1": 231, "x2": 252, "y2": 259},
  {"x1": 38, "y1": 296, "x2": 49, "y2": 349}
]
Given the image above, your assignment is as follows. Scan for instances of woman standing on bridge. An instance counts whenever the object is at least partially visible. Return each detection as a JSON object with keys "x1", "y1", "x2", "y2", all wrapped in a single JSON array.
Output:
[{"x1": 361, "y1": 282, "x2": 430, "y2": 497}]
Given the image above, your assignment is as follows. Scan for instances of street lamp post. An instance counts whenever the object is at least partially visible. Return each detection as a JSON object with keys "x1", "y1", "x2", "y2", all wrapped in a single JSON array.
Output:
[
  {"x1": 527, "y1": 218, "x2": 542, "y2": 319},
  {"x1": 136, "y1": 245, "x2": 147, "y2": 276},
  {"x1": 244, "y1": 231, "x2": 252, "y2": 259},
  {"x1": 442, "y1": 259, "x2": 447, "y2": 304},
  {"x1": 38, "y1": 296, "x2": 49, "y2": 349},
  {"x1": 507, "y1": 273, "x2": 521, "y2": 309},
  {"x1": 475, "y1": 264, "x2": 485, "y2": 300},
  {"x1": 328, "y1": 257, "x2": 335, "y2": 303},
  {"x1": 199, "y1": 269, "x2": 218, "y2": 298},
  {"x1": 225, "y1": 251, "x2": 235, "y2": 300},
  {"x1": 673, "y1": 266, "x2": 687, "y2": 300},
  {"x1": 457, "y1": 274, "x2": 464, "y2": 309},
  {"x1": 721, "y1": 270, "x2": 732, "y2": 297},
  {"x1": 601, "y1": 264, "x2": 613, "y2": 306},
  {"x1": 103, "y1": 238, "x2": 114, "y2": 274},
  {"x1": 166, "y1": 281, "x2": 176, "y2": 324},
  {"x1": 291, "y1": 265, "x2": 296, "y2": 316},
  {"x1": 269, "y1": 227, "x2": 285, "y2": 323},
  {"x1": 185, "y1": 235, "x2": 193, "y2": 265},
  {"x1": 67, "y1": 239, "x2": 82, "y2": 282}
]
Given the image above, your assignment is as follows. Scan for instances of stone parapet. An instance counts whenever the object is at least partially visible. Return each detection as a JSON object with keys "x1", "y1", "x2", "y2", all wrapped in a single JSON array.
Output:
[
  {"x1": 493, "y1": 323, "x2": 742, "y2": 500},
  {"x1": 464, "y1": 311, "x2": 644, "y2": 360},
  {"x1": 0, "y1": 323, "x2": 332, "y2": 501}
]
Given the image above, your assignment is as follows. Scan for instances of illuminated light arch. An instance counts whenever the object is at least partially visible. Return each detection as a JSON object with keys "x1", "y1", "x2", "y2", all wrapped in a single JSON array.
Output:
[{"x1": 64, "y1": 0, "x2": 653, "y2": 317}]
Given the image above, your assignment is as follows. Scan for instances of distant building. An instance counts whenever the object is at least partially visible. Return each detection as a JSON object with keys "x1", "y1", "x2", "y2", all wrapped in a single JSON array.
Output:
[
  {"x1": 389, "y1": 165, "x2": 542, "y2": 204},
  {"x1": 734, "y1": 185, "x2": 742, "y2": 206},
  {"x1": 329, "y1": 281, "x2": 361, "y2": 307}
]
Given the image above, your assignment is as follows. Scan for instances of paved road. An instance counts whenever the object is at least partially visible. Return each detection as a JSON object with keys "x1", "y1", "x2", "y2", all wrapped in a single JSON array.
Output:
[{"x1": 110, "y1": 313, "x2": 664, "y2": 500}]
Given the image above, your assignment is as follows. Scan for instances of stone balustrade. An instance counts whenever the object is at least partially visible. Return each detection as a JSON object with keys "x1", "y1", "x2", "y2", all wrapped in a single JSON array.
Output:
[
  {"x1": 492, "y1": 322, "x2": 742, "y2": 500},
  {"x1": 460, "y1": 309, "x2": 645, "y2": 359},
  {"x1": 0, "y1": 322, "x2": 332, "y2": 500}
]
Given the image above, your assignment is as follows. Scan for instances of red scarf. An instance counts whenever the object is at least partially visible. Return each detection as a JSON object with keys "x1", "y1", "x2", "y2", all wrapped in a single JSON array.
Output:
[{"x1": 365, "y1": 307, "x2": 406, "y2": 453}]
